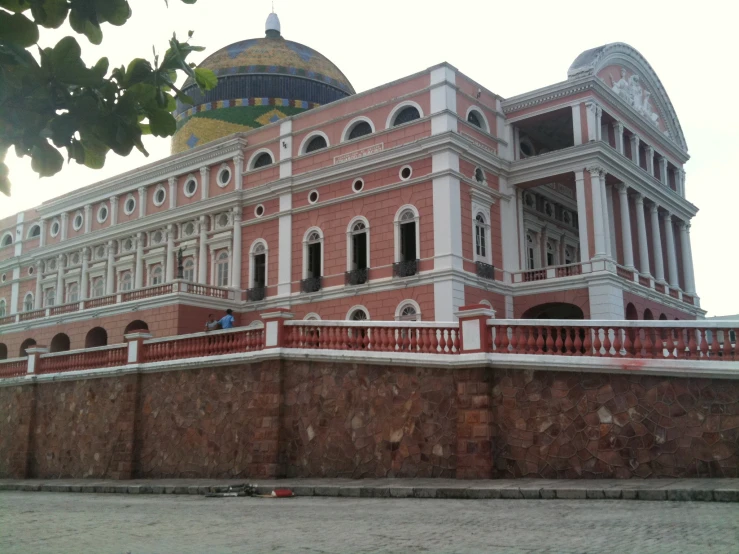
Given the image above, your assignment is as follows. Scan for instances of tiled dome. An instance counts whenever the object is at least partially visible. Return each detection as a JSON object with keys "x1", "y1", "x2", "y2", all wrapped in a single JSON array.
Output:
[{"x1": 172, "y1": 13, "x2": 354, "y2": 154}]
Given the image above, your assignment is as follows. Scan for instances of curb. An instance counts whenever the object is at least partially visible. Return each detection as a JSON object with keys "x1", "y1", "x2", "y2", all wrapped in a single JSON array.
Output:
[{"x1": 0, "y1": 482, "x2": 737, "y2": 502}]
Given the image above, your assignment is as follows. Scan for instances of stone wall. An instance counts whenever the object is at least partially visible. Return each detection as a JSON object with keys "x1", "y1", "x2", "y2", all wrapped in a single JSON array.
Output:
[{"x1": 1, "y1": 360, "x2": 737, "y2": 480}]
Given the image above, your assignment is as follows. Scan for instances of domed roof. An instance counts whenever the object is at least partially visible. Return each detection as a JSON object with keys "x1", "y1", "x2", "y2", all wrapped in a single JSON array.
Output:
[{"x1": 172, "y1": 13, "x2": 354, "y2": 154}]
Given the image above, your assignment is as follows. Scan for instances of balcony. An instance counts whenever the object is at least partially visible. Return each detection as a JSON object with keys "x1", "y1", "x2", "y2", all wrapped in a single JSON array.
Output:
[
  {"x1": 345, "y1": 268, "x2": 369, "y2": 286},
  {"x1": 393, "y1": 259, "x2": 418, "y2": 278},
  {"x1": 475, "y1": 261, "x2": 495, "y2": 281},
  {"x1": 301, "y1": 276, "x2": 322, "y2": 293},
  {"x1": 247, "y1": 286, "x2": 266, "y2": 302}
]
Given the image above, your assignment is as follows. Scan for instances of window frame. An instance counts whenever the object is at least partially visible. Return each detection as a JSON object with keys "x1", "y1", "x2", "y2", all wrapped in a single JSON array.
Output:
[
  {"x1": 23, "y1": 293, "x2": 34, "y2": 312},
  {"x1": 150, "y1": 265, "x2": 163, "y2": 286},
  {"x1": 302, "y1": 227, "x2": 324, "y2": 280},
  {"x1": 346, "y1": 305, "x2": 370, "y2": 321},
  {"x1": 386, "y1": 101, "x2": 424, "y2": 129},
  {"x1": 153, "y1": 185, "x2": 167, "y2": 207},
  {"x1": 249, "y1": 240, "x2": 269, "y2": 290},
  {"x1": 217, "y1": 163, "x2": 233, "y2": 188},
  {"x1": 0, "y1": 298, "x2": 6, "y2": 317},
  {"x1": 393, "y1": 205, "x2": 420, "y2": 264},
  {"x1": 341, "y1": 116, "x2": 375, "y2": 142},
  {"x1": 183, "y1": 174, "x2": 198, "y2": 198},
  {"x1": 123, "y1": 194, "x2": 136, "y2": 215},
  {"x1": 27, "y1": 225, "x2": 41, "y2": 239},
  {"x1": 464, "y1": 106, "x2": 490, "y2": 133},
  {"x1": 72, "y1": 211, "x2": 84, "y2": 231},
  {"x1": 346, "y1": 216, "x2": 370, "y2": 272},
  {"x1": 215, "y1": 251, "x2": 230, "y2": 287},
  {"x1": 248, "y1": 149, "x2": 275, "y2": 170},
  {"x1": 299, "y1": 131, "x2": 330, "y2": 155},
  {"x1": 0, "y1": 232, "x2": 12, "y2": 247},
  {"x1": 472, "y1": 206, "x2": 492, "y2": 264},
  {"x1": 395, "y1": 300, "x2": 422, "y2": 321},
  {"x1": 119, "y1": 271, "x2": 133, "y2": 291}
]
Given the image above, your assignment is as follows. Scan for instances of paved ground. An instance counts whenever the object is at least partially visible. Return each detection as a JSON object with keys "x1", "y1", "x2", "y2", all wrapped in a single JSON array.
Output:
[{"x1": 1, "y1": 492, "x2": 738, "y2": 554}]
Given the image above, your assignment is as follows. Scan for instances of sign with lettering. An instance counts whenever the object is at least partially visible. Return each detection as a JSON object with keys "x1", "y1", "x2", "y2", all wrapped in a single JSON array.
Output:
[{"x1": 334, "y1": 143, "x2": 384, "y2": 165}]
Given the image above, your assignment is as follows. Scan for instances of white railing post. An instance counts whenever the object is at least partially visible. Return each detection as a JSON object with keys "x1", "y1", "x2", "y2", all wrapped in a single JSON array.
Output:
[
  {"x1": 25, "y1": 346, "x2": 49, "y2": 374},
  {"x1": 455, "y1": 305, "x2": 496, "y2": 353}
]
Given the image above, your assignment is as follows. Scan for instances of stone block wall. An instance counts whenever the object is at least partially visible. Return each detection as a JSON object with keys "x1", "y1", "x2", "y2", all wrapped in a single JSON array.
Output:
[{"x1": 0, "y1": 360, "x2": 737, "y2": 480}]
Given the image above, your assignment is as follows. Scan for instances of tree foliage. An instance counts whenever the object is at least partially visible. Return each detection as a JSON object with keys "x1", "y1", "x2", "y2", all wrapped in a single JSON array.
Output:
[{"x1": 0, "y1": 0, "x2": 216, "y2": 196}]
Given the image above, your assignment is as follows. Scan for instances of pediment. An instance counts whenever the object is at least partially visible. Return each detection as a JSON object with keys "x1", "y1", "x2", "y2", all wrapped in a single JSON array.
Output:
[{"x1": 568, "y1": 43, "x2": 687, "y2": 152}]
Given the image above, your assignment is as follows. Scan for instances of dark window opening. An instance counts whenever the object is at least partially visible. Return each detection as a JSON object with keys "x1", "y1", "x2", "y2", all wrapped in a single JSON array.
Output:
[
  {"x1": 85, "y1": 327, "x2": 108, "y2": 348},
  {"x1": 400, "y1": 222, "x2": 416, "y2": 262},
  {"x1": 352, "y1": 233, "x2": 368, "y2": 270},
  {"x1": 253, "y1": 153, "x2": 273, "y2": 169},
  {"x1": 467, "y1": 111, "x2": 483, "y2": 128},
  {"x1": 254, "y1": 254, "x2": 266, "y2": 288},
  {"x1": 305, "y1": 135, "x2": 327, "y2": 153},
  {"x1": 348, "y1": 121, "x2": 372, "y2": 140},
  {"x1": 393, "y1": 106, "x2": 420, "y2": 126},
  {"x1": 19, "y1": 338, "x2": 36, "y2": 357},
  {"x1": 50, "y1": 333, "x2": 71, "y2": 353},
  {"x1": 308, "y1": 243, "x2": 321, "y2": 278}
]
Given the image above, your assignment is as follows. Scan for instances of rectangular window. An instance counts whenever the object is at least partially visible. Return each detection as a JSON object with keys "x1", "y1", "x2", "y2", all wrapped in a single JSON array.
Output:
[
  {"x1": 216, "y1": 261, "x2": 229, "y2": 287},
  {"x1": 475, "y1": 226, "x2": 486, "y2": 258},
  {"x1": 400, "y1": 222, "x2": 416, "y2": 262},
  {"x1": 308, "y1": 243, "x2": 321, "y2": 278},
  {"x1": 528, "y1": 248, "x2": 535, "y2": 270},
  {"x1": 254, "y1": 254, "x2": 266, "y2": 287},
  {"x1": 352, "y1": 233, "x2": 367, "y2": 270}
]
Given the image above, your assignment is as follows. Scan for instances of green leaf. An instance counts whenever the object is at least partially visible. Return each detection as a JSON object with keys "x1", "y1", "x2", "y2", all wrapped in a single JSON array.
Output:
[
  {"x1": 96, "y1": 0, "x2": 131, "y2": 26},
  {"x1": 0, "y1": 161, "x2": 9, "y2": 196},
  {"x1": 31, "y1": 140, "x2": 64, "y2": 176},
  {"x1": 0, "y1": 1, "x2": 30, "y2": 13},
  {"x1": 180, "y1": 0, "x2": 197, "y2": 4},
  {"x1": 194, "y1": 67, "x2": 217, "y2": 90},
  {"x1": 0, "y1": 11, "x2": 39, "y2": 47},
  {"x1": 49, "y1": 113, "x2": 79, "y2": 147},
  {"x1": 147, "y1": 109, "x2": 175, "y2": 137},
  {"x1": 30, "y1": 0, "x2": 69, "y2": 29}
]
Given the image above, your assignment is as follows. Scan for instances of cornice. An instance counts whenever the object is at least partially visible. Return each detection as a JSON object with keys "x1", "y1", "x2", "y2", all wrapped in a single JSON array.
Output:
[{"x1": 502, "y1": 77, "x2": 595, "y2": 114}]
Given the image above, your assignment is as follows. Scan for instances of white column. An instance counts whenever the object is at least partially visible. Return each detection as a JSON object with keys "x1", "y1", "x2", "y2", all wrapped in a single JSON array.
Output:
[
  {"x1": 134, "y1": 233, "x2": 144, "y2": 289},
  {"x1": 80, "y1": 247, "x2": 89, "y2": 300},
  {"x1": 679, "y1": 222, "x2": 696, "y2": 294},
  {"x1": 571, "y1": 104, "x2": 582, "y2": 145},
  {"x1": 200, "y1": 167, "x2": 210, "y2": 200},
  {"x1": 595, "y1": 105, "x2": 603, "y2": 141},
  {"x1": 277, "y1": 194, "x2": 292, "y2": 296},
  {"x1": 516, "y1": 188, "x2": 526, "y2": 268},
  {"x1": 634, "y1": 194, "x2": 650, "y2": 277},
  {"x1": 617, "y1": 184, "x2": 634, "y2": 268},
  {"x1": 83, "y1": 204, "x2": 92, "y2": 233},
  {"x1": 138, "y1": 186, "x2": 147, "y2": 218},
  {"x1": 165, "y1": 224, "x2": 174, "y2": 282},
  {"x1": 38, "y1": 219, "x2": 46, "y2": 247},
  {"x1": 233, "y1": 154, "x2": 244, "y2": 190},
  {"x1": 168, "y1": 177, "x2": 177, "y2": 209},
  {"x1": 539, "y1": 228, "x2": 547, "y2": 267},
  {"x1": 231, "y1": 207, "x2": 242, "y2": 289},
  {"x1": 604, "y1": 180, "x2": 616, "y2": 259},
  {"x1": 34, "y1": 261, "x2": 43, "y2": 309},
  {"x1": 198, "y1": 215, "x2": 208, "y2": 284},
  {"x1": 109, "y1": 196, "x2": 118, "y2": 226},
  {"x1": 585, "y1": 101, "x2": 598, "y2": 142},
  {"x1": 649, "y1": 203, "x2": 665, "y2": 283},
  {"x1": 630, "y1": 134, "x2": 640, "y2": 166},
  {"x1": 663, "y1": 213, "x2": 679, "y2": 289},
  {"x1": 60, "y1": 212, "x2": 68, "y2": 240},
  {"x1": 574, "y1": 170, "x2": 590, "y2": 262},
  {"x1": 613, "y1": 122, "x2": 624, "y2": 154},
  {"x1": 645, "y1": 145, "x2": 655, "y2": 176},
  {"x1": 588, "y1": 167, "x2": 607, "y2": 258},
  {"x1": 106, "y1": 240, "x2": 115, "y2": 294},
  {"x1": 677, "y1": 169, "x2": 686, "y2": 196},
  {"x1": 55, "y1": 254, "x2": 64, "y2": 304},
  {"x1": 658, "y1": 157, "x2": 668, "y2": 185}
]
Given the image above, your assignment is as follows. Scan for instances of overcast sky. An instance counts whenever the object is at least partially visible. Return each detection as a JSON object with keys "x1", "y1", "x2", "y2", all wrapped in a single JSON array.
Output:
[{"x1": 1, "y1": 0, "x2": 736, "y2": 316}]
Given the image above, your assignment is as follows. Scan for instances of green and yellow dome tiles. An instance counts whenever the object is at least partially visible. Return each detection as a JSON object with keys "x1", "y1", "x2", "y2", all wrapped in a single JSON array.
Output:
[{"x1": 171, "y1": 12, "x2": 355, "y2": 154}]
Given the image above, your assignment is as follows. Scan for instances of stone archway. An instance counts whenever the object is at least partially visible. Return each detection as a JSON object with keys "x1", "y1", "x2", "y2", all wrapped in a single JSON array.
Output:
[
  {"x1": 522, "y1": 302, "x2": 584, "y2": 320},
  {"x1": 625, "y1": 303, "x2": 638, "y2": 321},
  {"x1": 85, "y1": 327, "x2": 108, "y2": 348},
  {"x1": 50, "y1": 333, "x2": 71, "y2": 353},
  {"x1": 19, "y1": 338, "x2": 36, "y2": 357}
]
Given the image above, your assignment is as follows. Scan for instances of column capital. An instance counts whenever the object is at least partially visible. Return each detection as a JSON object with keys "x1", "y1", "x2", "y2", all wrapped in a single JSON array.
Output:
[
  {"x1": 585, "y1": 100, "x2": 598, "y2": 112},
  {"x1": 199, "y1": 166, "x2": 210, "y2": 177},
  {"x1": 56, "y1": 253, "x2": 64, "y2": 262},
  {"x1": 231, "y1": 206, "x2": 242, "y2": 220},
  {"x1": 80, "y1": 246, "x2": 90, "y2": 259},
  {"x1": 661, "y1": 211, "x2": 673, "y2": 223},
  {"x1": 35, "y1": 259, "x2": 43, "y2": 269},
  {"x1": 83, "y1": 203, "x2": 92, "y2": 212},
  {"x1": 679, "y1": 221, "x2": 691, "y2": 231},
  {"x1": 138, "y1": 185, "x2": 147, "y2": 195},
  {"x1": 633, "y1": 191, "x2": 644, "y2": 203},
  {"x1": 616, "y1": 182, "x2": 629, "y2": 194},
  {"x1": 60, "y1": 212, "x2": 68, "y2": 221},
  {"x1": 168, "y1": 176, "x2": 177, "y2": 186},
  {"x1": 586, "y1": 165, "x2": 606, "y2": 177},
  {"x1": 110, "y1": 195, "x2": 119, "y2": 206},
  {"x1": 107, "y1": 239, "x2": 115, "y2": 248},
  {"x1": 649, "y1": 202, "x2": 660, "y2": 214},
  {"x1": 166, "y1": 223, "x2": 174, "y2": 233},
  {"x1": 645, "y1": 144, "x2": 654, "y2": 154},
  {"x1": 613, "y1": 121, "x2": 625, "y2": 132}
]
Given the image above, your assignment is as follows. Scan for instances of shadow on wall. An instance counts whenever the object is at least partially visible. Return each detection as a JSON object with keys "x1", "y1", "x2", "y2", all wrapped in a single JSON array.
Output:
[{"x1": 522, "y1": 302, "x2": 584, "y2": 319}]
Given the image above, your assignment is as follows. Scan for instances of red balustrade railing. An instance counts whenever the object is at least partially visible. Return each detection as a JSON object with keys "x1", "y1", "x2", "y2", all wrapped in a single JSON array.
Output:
[
  {"x1": 37, "y1": 345, "x2": 127, "y2": 374},
  {"x1": 50, "y1": 302, "x2": 80, "y2": 316},
  {"x1": 0, "y1": 314, "x2": 15, "y2": 325},
  {"x1": 120, "y1": 284, "x2": 173, "y2": 303},
  {"x1": 556, "y1": 264, "x2": 582, "y2": 277},
  {"x1": 490, "y1": 322, "x2": 737, "y2": 361},
  {"x1": 0, "y1": 358, "x2": 28, "y2": 378},
  {"x1": 616, "y1": 266, "x2": 635, "y2": 280},
  {"x1": 85, "y1": 295, "x2": 116, "y2": 309},
  {"x1": 285, "y1": 322, "x2": 460, "y2": 354},
  {"x1": 142, "y1": 328, "x2": 264, "y2": 362},
  {"x1": 19, "y1": 309, "x2": 45, "y2": 322},
  {"x1": 186, "y1": 283, "x2": 230, "y2": 299},
  {"x1": 683, "y1": 294, "x2": 695, "y2": 305},
  {"x1": 522, "y1": 269, "x2": 547, "y2": 282}
]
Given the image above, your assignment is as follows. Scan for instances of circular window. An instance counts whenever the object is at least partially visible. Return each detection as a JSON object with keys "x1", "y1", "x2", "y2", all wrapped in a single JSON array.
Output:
[
  {"x1": 184, "y1": 222, "x2": 195, "y2": 236},
  {"x1": 124, "y1": 196, "x2": 136, "y2": 215},
  {"x1": 97, "y1": 205, "x2": 108, "y2": 223},
  {"x1": 72, "y1": 213, "x2": 83, "y2": 231},
  {"x1": 71, "y1": 252, "x2": 80, "y2": 265},
  {"x1": 28, "y1": 266, "x2": 34, "y2": 276},
  {"x1": 217, "y1": 213, "x2": 229, "y2": 228},
  {"x1": 153, "y1": 230, "x2": 163, "y2": 244},
  {"x1": 153, "y1": 186, "x2": 166, "y2": 207},
  {"x1": 50, "y1": 219, "x2": 60, "y2": 237},
  {"x1": 352, "y1": 179, "x2": 364, "y2": 193},
  {"x1": 399, "y1": 166, "x2": 412, "y2": 181},
  {"x1": 218, "y1": 166, "x2": 232, "y2": 187},
  {"x1": 308, "y1": 190, "x2": 319, "y2": 204},
  {"x1": 254, "y1": 204, "x2": 265, "y2": 218},
  {"x1": 184, "y1": 177, "x2": 198, "y2": 198}
]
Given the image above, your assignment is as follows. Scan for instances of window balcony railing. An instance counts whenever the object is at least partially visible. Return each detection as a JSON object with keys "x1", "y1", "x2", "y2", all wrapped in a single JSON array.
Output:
[
  {"x1": 301, "y1": 276, "x2": 322, "y2": 293},
  {"x1": 393, "y1": 259, "x2": 418, "y2": 278},
  {"x1": 247, "y1": 286, "x2": 266, "y2": 302},
  {"x1": 475, "y1": 261, "x2": 495, "y2": 280},
  {"x1": 345, "y1": 268, "x2": 369, "y2": 286}
]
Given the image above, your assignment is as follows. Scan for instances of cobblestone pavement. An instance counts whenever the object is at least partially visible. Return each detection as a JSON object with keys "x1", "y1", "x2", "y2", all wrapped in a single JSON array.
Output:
[{"x1": 1, "y1": 492, "x2": 737, "y2": 554}]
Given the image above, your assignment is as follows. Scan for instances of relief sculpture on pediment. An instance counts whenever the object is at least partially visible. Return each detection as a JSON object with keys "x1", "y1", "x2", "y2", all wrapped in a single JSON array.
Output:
[{"x1": 609, "y1": 68, "x2": 661, "y2": 128}]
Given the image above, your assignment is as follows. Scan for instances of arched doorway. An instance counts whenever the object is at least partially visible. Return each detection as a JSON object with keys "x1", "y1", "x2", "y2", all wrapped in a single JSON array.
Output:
[
  {"x1": 0, "y1": 343, "x2": 7, "y2": 360},
  {"x1": 85, "y1": 327, "x2": 108, "y2": 348},
  {"x1": 643, "y1": 309, "x2": 654, "y2": 321},
  {"x1": 50, "y1": 333, "x2": 71, "y2": 353},
  {"x1": 124, "y1": 320, "x2": 149, "y2": 334},
  {"x1": 522, "y1": 302, "x2": 584, "y2": 320},
  {"x1": 19, "y1": 338, "x2": 36, "y2": 357},
  {"x1": 625, "y1": 303, "x2": 638, "y2": 321}
]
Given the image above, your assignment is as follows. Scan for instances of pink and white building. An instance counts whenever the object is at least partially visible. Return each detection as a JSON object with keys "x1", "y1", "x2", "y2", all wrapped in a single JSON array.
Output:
[{"x1": 0, "y1": 14, "x2": 701, "y2": 359}]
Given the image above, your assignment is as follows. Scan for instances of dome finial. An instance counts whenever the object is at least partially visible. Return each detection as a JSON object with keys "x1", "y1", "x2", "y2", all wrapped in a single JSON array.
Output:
[{"x1": 265, "y1": 8, "x2": 281, "y2": 38}]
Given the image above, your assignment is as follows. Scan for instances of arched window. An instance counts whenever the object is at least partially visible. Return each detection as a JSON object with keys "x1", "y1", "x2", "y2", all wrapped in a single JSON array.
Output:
[
  {"x1": 23, "y1": 293, "x2": 34, "y2": 312},
  {"x1": 85, "y1": 327, "x2": 108, "y2": 348},
  {"x1": 304, "y1": 134, "x2": 328, "y2": 153},
  {"x1": 252, "y1": 151, "x2": 273, "y2": 169},
  {"x1": 50, "y1": 333, "x2": 70, "y2": 353},
  {"x1": 394, "y1": 206, "x2": 419, "y2": 277},
  {"x1": 19, "y1": 338, "x2": 36, "y2": 357},
  {"x1": 250, "y1": 241, "x2": 268, "y2": 294},
  {"x1": 304, "y1": 312, "x2": 321, "y2": 321},
  {"x1": 474, "y1": 213, "x2": 490, "y2": 262},
  {"x1": 124, "y1": 320, "x2": 149, "y2": 335},
  {"x1": 347, "y1": 120, "x2": 372, "y2": 141},
  {"x1": 119, "y1": 272, "x2": 132, "y2": 291},
  {"x1": 0, "y1": 343, "x2": 7, "y2": 360},
  {"x1": 347, "y1": 305, "x2": 369, "y2": 321},
  {"x1": 67, "y1": 283, "x2": 79, "y2": 303},
  {"x1": 347, "y1": 218, "x2": 369, "y2": 285},
  {"x1": 0, "y1": 298, "x2": 5, "y2": 317},
  {"x1": 396, "y1": 300, "x2": 421, "y2": 321},
  {"x1": 546, "y1": 241, "x2": 555, "y2": 266},
  {"x1": 183, "y1": 259, "x2": 195, "y2": 282},
  {"x1": 526, "y1": 233, "x2": 536, "y2": 270},
  {"x1": 0, "y1": 233, "x2": 12, "y2": 247},
  {"x1": 643, "y1": 308, "x2": 654, "y2": 321},
  {"x1": 91, "y1": 278, "x2": 104, "y2": 298},
  {"x1": 216, "y1": 251, "x2": 230, "y2": 287},
  {"x1": 150, "y1": 265, "x2": 163, "y2": 286},
  {"x1": 44, "y1": 288, "x2": 55, "y2": 307},
  {"x1": 302, "y1": 229, "x2": 323, "y2": 292},
  {"x1": 392, "y1": 105, "x2": 421, "y2": 127},
  {"x1": 28, "y1": 225, "x2": 41, "y2": 238}
]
